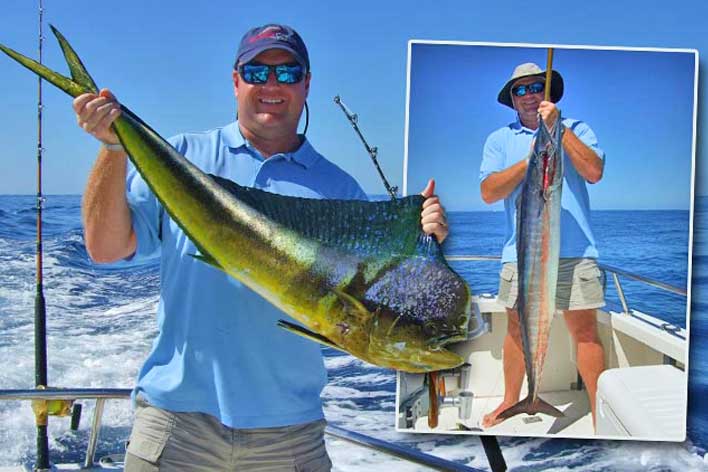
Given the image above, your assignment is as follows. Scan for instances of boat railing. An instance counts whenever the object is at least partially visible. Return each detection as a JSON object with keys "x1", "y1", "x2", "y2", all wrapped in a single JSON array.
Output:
[
  {"x1": 0, "y1": 388, "x2": 487, "y2": 472},
  {"x1": 445, "y1": 254, "x2": 687, "y2": 314}
]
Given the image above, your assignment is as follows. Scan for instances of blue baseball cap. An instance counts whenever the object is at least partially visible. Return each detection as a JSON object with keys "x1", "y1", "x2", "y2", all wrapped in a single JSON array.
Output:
[{"x1": 235, "y1": 24, "x2": 310, "y2": 72}]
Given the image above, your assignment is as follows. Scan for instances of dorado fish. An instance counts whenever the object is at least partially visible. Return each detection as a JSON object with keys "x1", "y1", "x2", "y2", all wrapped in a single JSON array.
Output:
[
  {"x1": 0, "y1": 27, "x2": 472, "y2": 373},
  {"x1": 497, "y1": 114, "x2": 565, "y2": 420}
]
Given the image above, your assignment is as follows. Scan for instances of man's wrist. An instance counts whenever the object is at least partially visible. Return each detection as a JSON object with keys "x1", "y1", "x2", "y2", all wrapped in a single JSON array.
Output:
[{"x1": 101, "y1": 141, "x2": 125, "y2": 152}]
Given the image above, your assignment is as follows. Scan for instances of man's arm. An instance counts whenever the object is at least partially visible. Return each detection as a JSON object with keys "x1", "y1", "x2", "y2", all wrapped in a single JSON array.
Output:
[
  {"x1": 74, "y1": 89, "x2": 137, "y2": 263},
  {"x1": 480, "y1": 157, "x2": 528, "y2": 204},
  {"x1": 561, "y1": 128, "x2": 603, "y2": 184},
  {"x1": 538, "y1": 101, "x2": 604, "y2": 184}
]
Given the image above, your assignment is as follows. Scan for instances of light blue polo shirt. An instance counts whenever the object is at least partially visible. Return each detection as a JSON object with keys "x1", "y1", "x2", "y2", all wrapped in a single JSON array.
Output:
[
  {"x1": 480, "y1": 116, "x2": 605, "y2": 264},
  {"x1": 125, "y1": 121, "x2": 367, "y2": 428}
]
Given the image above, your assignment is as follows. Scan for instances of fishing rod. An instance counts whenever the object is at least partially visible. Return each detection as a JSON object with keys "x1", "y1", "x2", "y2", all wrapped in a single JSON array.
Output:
[
  {"x1": 34, "y1": 1, "x2": 50, "y2": 468},
  {"x1": 333, "y1": 95, "x2": 398, "y2": 199},
  {"x1": 31, "y1": 4, "x2": 78, "y2": 469}
]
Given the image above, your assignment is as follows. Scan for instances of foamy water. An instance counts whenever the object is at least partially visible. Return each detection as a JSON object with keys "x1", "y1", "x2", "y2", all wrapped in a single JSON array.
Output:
[{"x1": 0, "y1": 196, "x2": 706, "y2": 471}]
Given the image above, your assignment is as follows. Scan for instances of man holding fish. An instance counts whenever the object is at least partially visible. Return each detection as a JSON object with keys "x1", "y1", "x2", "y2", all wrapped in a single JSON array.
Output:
[
  {"x1": 72, "y1": 24, "x2": 449, "y2": 471},
  {"x1": 479, "y1": 62, "x2": 606, "y2": 429}
]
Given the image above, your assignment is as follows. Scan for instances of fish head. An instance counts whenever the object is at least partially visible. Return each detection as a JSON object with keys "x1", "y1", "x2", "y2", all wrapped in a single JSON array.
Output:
[
  {"x1": 360, "y1": 257, "x2": 472, "y2": 372},
  {"x1": 530, "y1": 118, "x2": 564, "y2": 198}
]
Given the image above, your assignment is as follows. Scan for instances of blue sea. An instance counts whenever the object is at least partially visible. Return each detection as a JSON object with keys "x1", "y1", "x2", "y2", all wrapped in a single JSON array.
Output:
[{"x1": 0, "y1": 194, "x2": 705, "y2": 471}]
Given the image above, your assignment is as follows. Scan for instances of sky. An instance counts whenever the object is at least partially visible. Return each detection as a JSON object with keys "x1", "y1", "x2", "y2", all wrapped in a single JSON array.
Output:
[
  {"x1": 0, "y1": 0, "x2": 706, "y2": 210},
  {"x1": 405, "y1": 43, "x2": 696, "y2": 210}
]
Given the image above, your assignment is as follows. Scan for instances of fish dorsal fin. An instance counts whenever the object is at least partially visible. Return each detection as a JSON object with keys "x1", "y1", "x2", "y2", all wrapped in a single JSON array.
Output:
[
  {"x1": 277, "y1": 319, "x2": 346, "y2": 352},
  {"x1": 209, "y1": 174, "x2": 445, "y2": 260}
]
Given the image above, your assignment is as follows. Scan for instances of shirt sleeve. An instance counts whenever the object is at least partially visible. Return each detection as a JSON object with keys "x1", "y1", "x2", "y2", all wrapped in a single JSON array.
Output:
[
  {"x1": 479, "y1": 131, "x2": 506, "y2": 183},
  {"x1": 568, "y1": 120, "x2": 606, "y2": 162},
  {"x1": 124, "y1": 134, "x2": 186, "y2": 262},
  {"x1": 340, "y1": 174, "x2": 369, "y2": 201}
]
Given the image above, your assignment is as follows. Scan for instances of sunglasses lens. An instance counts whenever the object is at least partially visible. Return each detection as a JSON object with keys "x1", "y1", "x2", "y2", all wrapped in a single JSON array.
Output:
[
  {"x1": 242, "y1": 64, "x2": 270, "y2": 84},
  {"x1": 512, "y1": 85, "x2": 527, "y2": 97},
  {"x1": 529, "y1": 82, "x2": 545, "y2": 94},
  {"x1": 275, "y1": 64, "x2": 304, "y2": 84}
]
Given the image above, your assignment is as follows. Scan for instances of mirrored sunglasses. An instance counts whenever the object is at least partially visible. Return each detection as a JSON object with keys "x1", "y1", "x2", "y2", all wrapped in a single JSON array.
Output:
[
  {"x1": 239, "y1": 62, "x2": 305, "y2": 85},
  {"x1": 511, "y1": 81, "x2": 545, "y2": 97}
]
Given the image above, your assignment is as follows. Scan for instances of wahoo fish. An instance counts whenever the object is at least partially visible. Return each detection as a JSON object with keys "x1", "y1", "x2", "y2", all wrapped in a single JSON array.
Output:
[
  {"x1": 1, "y1": 27, "x2": 472, "y2": 373},
  {"x1": 498, "y1": 115, "x2": 565, "y2": 420}
]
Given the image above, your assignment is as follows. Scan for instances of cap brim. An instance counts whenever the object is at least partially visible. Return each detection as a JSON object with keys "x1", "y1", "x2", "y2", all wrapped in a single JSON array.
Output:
[
  {"x1": 237, "y1": 45, "x2": 308, "y2": 71},
  {"x1": 497, "y1": 70, "x2": 564, "y2": 108}
]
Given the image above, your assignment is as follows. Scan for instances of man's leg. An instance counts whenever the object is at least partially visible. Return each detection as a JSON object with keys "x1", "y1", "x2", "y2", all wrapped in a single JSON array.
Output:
[
  {"x1": 482, "y1": 308, "x2": 527, "y2": 428},
  {"x1": 563, "y1": 309, "x2": 605, "y2": 427}
]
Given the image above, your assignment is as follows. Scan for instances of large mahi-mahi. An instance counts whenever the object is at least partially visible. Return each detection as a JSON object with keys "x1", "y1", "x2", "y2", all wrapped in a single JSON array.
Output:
[
  {"x1": 497, "y1": 114, "x2": 565, "y2": 420},
  {"x1": 1, "y1": 27, "x2": 472, "y2": 373}
]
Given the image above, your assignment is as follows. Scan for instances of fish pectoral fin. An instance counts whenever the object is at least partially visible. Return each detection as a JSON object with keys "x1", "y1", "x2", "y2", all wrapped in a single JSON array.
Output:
[
  {"x1": 332, "y1": 288, "x2": 372, "y2": 322},
  {"x1": 188, "y1": 253, "x2": 224, "y2": 271},
  {"x1": 277, "y1": 320, "x2": 345, "y2": 352}
]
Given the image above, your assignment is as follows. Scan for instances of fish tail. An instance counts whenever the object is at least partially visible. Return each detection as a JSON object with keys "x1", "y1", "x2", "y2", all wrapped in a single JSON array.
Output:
[
  {"x1": 49, "y1": 24, "x2": 99, "y2": 94},
  {"x1": 497, "y1": 395, "x2": 564, "y2": 421},
  {"x1": 0, "y1": 27, "x2": 93, "y2": 97},
  {"x1": 532, "y1": 397, "x2": 564, "y2": 418}
]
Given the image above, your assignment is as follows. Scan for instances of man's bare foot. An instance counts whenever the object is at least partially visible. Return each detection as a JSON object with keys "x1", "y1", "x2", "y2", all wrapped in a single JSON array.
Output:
[{"x1": 481, "y1": 400, "x2": 516, "y2": 428}]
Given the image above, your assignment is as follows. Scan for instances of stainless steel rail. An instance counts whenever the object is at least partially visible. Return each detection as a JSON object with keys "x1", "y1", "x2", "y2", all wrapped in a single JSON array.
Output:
[
  {"x1": 326, "y1": 424, "x2": 483, "y2": 472},
  {"x1": 0, "y1": 388, "x2": 486, "y2": 472},
  {"x1": 444, "y1": 255, "x2": 688, "y2": 312}
]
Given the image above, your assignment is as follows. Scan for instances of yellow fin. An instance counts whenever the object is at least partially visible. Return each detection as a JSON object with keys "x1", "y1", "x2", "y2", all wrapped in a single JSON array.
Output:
[{"x1": 277, "y1": 320, "x2": 346, "y2": 352}]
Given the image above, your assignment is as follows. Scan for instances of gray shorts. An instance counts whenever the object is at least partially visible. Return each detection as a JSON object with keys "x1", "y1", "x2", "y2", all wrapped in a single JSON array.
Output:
[
  {"x1": 497, "y1": 258, "x2": 606, "y2": 311},
  {"x1": 124, "y1": 396, "x2": 331, "y2": 471}
]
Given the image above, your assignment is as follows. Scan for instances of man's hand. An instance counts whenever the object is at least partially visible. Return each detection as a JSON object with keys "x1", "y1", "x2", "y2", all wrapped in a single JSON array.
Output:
[
  {"x1": 538, "y1": 100, "x2": 559, "y2": 129},
  {"x1": 420, "y1": 179, "x2": 448, "y2": 243},
  {"x1": 73, "y1": 88, "x2": 122, "y2": 145}
]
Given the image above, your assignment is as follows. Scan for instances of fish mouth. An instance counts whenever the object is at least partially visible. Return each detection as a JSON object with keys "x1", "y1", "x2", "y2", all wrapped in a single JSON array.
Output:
[
  {"x1": 410, "y1": 347, "x2": 464, "y2": 373},
  {"x1": 375, "y1": 346, "x2": 464, "y2": 373}
]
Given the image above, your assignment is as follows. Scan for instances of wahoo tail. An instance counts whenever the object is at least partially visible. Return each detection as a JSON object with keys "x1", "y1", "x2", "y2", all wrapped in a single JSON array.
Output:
[{"x1": 496, "y1": 395, "x2": 564, "y2": 422}]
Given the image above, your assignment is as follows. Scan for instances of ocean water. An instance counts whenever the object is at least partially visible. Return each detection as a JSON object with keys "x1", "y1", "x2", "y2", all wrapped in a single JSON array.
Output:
[{"x1": 0, "y1": 194, "x2": 704, "y2": 471}]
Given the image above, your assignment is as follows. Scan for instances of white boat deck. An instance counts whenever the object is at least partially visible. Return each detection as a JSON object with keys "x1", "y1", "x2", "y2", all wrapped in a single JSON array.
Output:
[
  {"x1": 398, "y1": 294, "x2": 688, "y2": 441},
  {"x1": 413, "y1": 390, "x2": 593, "y2": 437}
]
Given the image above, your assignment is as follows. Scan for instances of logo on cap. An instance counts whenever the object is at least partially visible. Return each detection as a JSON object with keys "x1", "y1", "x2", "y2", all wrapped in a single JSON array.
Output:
[{"x1": 249, "y1": 26, "x2": 292, "y2": 44}]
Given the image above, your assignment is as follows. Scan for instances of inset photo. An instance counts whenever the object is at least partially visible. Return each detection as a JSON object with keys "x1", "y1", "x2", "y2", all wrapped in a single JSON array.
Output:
[{"x1": 397, "y1": 40, "x2": 698, "y2": 441}]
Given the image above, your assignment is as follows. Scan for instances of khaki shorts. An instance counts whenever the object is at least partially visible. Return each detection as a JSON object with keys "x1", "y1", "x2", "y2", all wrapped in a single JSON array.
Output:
[
  {"x1": 497, "y1": 258, "x2": 606, "y2": 311},
  {"x1": 124, "y1": 396, "x2": 331, "y2": 471}
]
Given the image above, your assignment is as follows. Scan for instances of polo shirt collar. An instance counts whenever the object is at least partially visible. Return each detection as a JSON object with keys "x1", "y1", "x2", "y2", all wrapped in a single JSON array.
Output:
[
  {"x1": 511, "y1": 115, "x2": 535, "y2": 135},
  {"x1": 223, "y1": 121, "x2": 317, "y2": 169}
]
